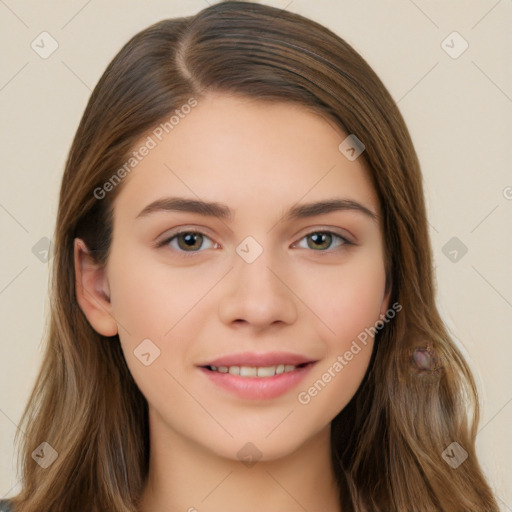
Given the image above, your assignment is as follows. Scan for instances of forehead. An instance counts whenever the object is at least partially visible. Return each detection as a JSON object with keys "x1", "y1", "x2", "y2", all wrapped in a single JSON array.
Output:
[{"x1": 111, "y1": 93, "x2": 379, "y2": 222}]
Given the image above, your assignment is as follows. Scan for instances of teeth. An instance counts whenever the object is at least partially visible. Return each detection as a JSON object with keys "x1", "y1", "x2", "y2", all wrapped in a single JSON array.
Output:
[
  {"x1": 208, "y1": 364, "x2": 301, "y2": 377},
  {"x1": 256, "y1": 366, "x2": 275, "y2": 377},
  {"x1": 240, "y1": 366, "x2": 258, "y2": 377}
]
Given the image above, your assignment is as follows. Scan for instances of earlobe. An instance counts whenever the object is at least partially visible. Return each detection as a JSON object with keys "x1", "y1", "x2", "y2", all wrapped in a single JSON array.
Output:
[{"x1": 74, "y1": 238, "x2": 118, "y2": 337}]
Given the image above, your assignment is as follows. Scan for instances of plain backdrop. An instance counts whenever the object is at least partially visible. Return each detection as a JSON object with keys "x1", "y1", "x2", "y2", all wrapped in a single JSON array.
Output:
[{"x1": 1, "y1": 0, "x2": 511, "y2": 508}]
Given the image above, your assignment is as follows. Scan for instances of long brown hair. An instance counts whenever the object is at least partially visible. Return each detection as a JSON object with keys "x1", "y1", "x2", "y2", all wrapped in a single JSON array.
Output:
[{"x1": 9, "y1": 1, "x2": 498, "y2": 510}]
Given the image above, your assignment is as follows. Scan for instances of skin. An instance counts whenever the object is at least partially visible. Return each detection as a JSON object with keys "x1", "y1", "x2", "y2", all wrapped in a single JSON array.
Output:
[{"x1": 75, "y1": 93, "x2": 390, "y2": 512}]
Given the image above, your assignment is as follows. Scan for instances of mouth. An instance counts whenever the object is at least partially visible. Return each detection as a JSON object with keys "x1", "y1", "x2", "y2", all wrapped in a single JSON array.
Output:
[
  {"x1": 201, "y1": 361, "x2": 312, "y2": 378},
  {"x1": 197, "y1": 353, "x2": 317, "y2": 400}
]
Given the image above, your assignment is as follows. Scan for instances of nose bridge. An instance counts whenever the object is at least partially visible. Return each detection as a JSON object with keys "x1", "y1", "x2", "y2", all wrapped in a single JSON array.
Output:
[
  {"x1": 236, "y1": 239, "x2": 279, "y2": 293},
  {"x1": 217, "y1": 235, "x2": 298, "y2": 327}
]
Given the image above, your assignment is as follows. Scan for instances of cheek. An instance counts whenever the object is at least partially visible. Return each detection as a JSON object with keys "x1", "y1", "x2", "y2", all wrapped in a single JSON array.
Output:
[
  {"x1": 306, "y1": 250, "x2": 387, "y2": 346},
  {"x1": 295, "y1": 285, "x2": 383, "y2": 423},
  {"x1": 108, "y1": 247, "x2": 213, "y2": 340},
  {"x1": 106, "y1": 249, "x2": 218, "y2": 394},
  {"x1": 295, "y1": 250, "x2": 386, "y2": 411}
]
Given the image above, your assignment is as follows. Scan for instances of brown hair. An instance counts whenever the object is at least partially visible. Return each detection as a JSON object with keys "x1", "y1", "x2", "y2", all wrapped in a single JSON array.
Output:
[{"x1": 9, "y1": 1, "x2": 498, "y2": 511}]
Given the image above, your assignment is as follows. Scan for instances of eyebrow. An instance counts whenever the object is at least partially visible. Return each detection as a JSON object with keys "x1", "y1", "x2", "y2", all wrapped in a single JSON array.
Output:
[{"x1": 135, "y1": 196, "x2": 378, "y2": 223}]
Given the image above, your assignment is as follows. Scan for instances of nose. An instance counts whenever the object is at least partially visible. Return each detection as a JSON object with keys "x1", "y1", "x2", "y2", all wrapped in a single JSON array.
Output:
[{"x1": 217, "y1": 244, "x2": 298, "y2": 331}]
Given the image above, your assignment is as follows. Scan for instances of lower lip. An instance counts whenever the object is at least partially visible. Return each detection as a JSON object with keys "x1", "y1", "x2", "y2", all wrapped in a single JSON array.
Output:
[{"x1": 198, "y1": 364, "x2": 315, "y2": 400}]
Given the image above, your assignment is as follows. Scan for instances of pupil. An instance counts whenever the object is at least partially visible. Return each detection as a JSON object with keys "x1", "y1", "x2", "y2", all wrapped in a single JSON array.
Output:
[
  {"x1": 310, "y1": 232, "x2": 330, "y2": 249},
  {"x1": 180, "y1": 233, "x2": 202, "y2": 250}
]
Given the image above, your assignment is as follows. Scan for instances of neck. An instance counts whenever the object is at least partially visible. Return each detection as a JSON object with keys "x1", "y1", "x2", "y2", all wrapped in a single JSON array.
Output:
[{"x1": 138, "y1": 409, "x2": 342, "y2": 512}]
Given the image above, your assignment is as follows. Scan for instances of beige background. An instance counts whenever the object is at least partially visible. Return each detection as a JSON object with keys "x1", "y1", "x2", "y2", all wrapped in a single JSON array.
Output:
[{"x1": 1, "y1": 0, "x2": 511, "y2": 508}]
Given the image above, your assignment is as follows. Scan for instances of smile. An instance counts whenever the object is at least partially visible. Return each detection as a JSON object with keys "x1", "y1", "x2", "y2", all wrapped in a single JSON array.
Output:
[
  {"x1": 205, "y1": 363, "x2": 305, "y2": 377},
  {"x1": 199, "y1": 361, "x2": 316, "y2": 400}
]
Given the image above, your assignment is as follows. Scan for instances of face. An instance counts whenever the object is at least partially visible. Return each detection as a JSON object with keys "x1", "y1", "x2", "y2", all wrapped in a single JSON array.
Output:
[{"x1": 76, "y1": 93, "x2": 390, "y2": 462}]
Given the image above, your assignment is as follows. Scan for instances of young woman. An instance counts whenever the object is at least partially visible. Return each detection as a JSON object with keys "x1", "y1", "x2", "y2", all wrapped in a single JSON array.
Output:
[{"x1": 2, "y1": 1, "x2": 499, "y2": 511}]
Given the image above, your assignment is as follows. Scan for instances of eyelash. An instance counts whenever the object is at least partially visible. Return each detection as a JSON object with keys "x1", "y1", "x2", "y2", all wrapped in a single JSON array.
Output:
[{"x1": 156, "y1": 228, "x2": 353, "y2": 256}]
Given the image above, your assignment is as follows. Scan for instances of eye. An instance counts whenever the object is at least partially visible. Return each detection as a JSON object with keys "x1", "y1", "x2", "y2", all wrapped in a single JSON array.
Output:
[
  {"x1": 157, "y1": 230, "x2": 217, "y2": 253},
  {"x1": 293, "y1": 230, "x2": 352, "y2": 251},
  {"x1": 156, "y1": 228, "x2": 353, "y2": 255}
]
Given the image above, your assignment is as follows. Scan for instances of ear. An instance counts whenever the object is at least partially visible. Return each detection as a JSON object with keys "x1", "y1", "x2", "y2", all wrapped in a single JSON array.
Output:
[
  {"x1": 74, "y1": 238, "x2": 118, "y2": 337},
  {"x1": 379, "y1": 287, "x2": 392, "y2": 317}
]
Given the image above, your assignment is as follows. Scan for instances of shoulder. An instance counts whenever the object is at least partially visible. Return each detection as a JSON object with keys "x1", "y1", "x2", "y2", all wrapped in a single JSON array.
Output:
[{"x1": 0, "y1": 499, "x2": 14, "y2": 512}]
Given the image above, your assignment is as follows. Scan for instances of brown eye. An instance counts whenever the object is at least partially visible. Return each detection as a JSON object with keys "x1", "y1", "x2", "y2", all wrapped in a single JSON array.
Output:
[
  {"x1": 295, "y1": 231, "x2": 351, "y2": 251},
  {"x1": 158, "y1": 231, "x2": 216, "y2": 253},
  {"x1": 307, "y1": 232, "x2": 333, "y2": 250},
  {"x1": 177, "y1": 232, "x2": 204, "y2": 251}
]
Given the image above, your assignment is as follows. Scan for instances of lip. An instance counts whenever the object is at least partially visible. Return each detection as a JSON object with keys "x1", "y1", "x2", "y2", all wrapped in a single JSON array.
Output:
[
  {"x1": 197, "y1": 352, "x2": 317, "y2": 400},
  {"x1": 199, "y1": 351, "x2": 316, "y2": 368}
]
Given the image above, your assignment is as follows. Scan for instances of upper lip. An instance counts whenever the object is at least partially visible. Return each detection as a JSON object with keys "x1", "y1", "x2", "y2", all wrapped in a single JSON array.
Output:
[{"x1": 199, "y1": 351, "x2": 316, "y2": 368}]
